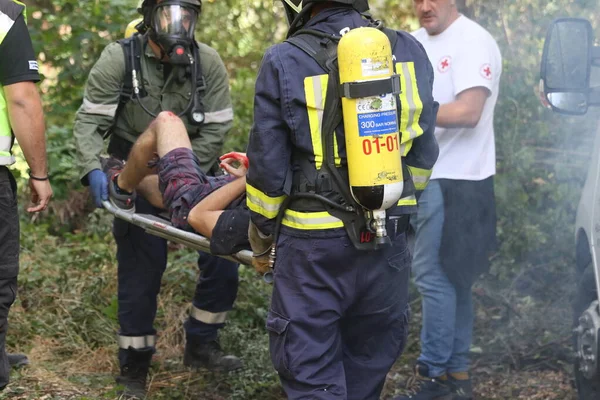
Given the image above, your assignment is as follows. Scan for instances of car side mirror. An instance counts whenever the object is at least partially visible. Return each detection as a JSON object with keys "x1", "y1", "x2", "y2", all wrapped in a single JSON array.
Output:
[{"x1": 540, "y1": 18, "x2": 594, "y2": 115}]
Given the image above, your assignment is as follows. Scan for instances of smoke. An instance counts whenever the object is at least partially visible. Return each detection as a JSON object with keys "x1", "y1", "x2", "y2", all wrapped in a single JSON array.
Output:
[
  {"x1": 374, "y1": 0, "x2": 600, "y2": 394},
  {"x1": 464, "y1": 0, "x2": 600, "y2": 386}
]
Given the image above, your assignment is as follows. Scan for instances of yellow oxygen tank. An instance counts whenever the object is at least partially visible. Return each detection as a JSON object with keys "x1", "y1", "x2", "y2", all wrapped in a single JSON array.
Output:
[
  {"x1": 125, "y1": 17, "x2": 143, "y2": 38},
  {"x1": 338, "y1": 27, "x2": 403, "y2": 244}
]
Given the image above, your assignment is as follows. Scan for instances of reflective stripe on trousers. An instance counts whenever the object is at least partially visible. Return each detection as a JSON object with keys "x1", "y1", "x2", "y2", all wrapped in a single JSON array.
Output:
[
  {"x1": 118, "y1": 334, "x2": 156, "y2": 350},
  {"x1": 190, "y1": 305, "x2": 228, "y2": 325}
]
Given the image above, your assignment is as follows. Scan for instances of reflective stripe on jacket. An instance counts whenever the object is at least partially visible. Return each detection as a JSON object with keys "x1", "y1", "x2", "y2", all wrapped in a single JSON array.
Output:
[
  {"x1": 73, "y1": 34, "x2": 234, "y2": 181},
  {"x1": 246, "y1": 7, "x2": 438, "y2": 236}
]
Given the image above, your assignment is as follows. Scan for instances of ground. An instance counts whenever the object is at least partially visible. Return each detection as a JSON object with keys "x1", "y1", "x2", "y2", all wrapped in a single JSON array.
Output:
[{"x1": 0, "y1": 210, "x2": 582, "y2": 399}]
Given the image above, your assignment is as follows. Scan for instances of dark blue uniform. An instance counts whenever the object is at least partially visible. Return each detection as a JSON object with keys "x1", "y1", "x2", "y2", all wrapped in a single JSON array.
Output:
[
  {"x1": 113, "y1": 200, "x2": 238, "y2": 343},
  {"x1": 246, "y1": 7, "x2": 438, "y2": 399}
]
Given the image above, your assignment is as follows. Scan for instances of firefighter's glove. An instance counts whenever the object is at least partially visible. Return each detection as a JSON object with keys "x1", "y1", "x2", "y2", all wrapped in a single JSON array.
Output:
[
  {"x1": 252, "y1": 255, "x2": 271, "y2": 276},
  {"x1": 87, "y1": 169, "x2": 108, "y2": 208},
  {"x1": 248, "y1": 221, "x2": 273, "y2": 275}
]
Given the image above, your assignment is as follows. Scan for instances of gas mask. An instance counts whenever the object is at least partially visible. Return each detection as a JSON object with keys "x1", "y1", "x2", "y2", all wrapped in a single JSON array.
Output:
[{"x1": 150, "y1": 2, "x2": 199, "y2": 65}]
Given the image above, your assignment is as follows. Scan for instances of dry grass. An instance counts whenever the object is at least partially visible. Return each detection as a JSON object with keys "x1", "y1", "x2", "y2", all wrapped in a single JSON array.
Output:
[{"x1": 0, "y1": 214, "x2": 582, "y2": 399}]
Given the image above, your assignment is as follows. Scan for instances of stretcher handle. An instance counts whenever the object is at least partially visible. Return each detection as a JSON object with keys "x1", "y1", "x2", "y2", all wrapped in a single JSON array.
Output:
[{"x1": 102, "y1": 201, "x2": 254, "y2": 266}]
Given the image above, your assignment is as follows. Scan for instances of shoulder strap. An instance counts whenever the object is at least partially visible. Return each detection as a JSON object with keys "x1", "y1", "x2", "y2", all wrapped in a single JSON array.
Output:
[
  {"x1": 382, "y1": 27, "x2": 398, "y2": 51},
  {"x1": 286, "y1": 29, "x2": 353, "y2": 202},
  {"x1": 189, "y1": 41, "x2": 206, "y2": 125},
  {"x1": 104, "y1": 35, "x2": 144, "y2": 139},
  {"x1": 365, "y1": 17, "x2": 398, "y2": 51},
  {"x1": 192, "y1": 41, "x2": 206, "y2": 92},
  {"x1": 285, "y1": 29, "x2": 341, "y2": 74},
  {"x1": 103, "y1": 35, "x2": 146, "y2": 139},
  {"x1": 118, "y1": 34, "x2": 147, "y2": 100}
]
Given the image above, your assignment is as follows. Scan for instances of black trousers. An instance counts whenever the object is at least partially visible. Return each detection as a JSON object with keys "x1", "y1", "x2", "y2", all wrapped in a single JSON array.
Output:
[
  {"x1": 0, "y1": 166, "x2": 19, "y2": 389},
  {"x1": 114, "y1": 196, "x2": 239, "y2": 342}
]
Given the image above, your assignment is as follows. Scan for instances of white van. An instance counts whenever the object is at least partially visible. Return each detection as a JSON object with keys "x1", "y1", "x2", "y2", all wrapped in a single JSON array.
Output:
[{"x1": 540, "y1": 17, "x2": 600, "y2": 400}]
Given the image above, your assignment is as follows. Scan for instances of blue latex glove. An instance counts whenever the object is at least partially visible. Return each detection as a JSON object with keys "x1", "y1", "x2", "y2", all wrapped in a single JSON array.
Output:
[{"x1": 87, "y1": 169, "x2": 108, "y2": 208}]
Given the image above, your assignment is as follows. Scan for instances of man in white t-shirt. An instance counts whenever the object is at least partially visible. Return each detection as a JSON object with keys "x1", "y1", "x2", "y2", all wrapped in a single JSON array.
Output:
[{"x1": 395, "y1": 1, "x2": 500, "y2": 399}]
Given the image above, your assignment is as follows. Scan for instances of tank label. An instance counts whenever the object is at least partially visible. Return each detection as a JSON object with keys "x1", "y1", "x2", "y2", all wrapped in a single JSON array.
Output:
[
  {"x1": 361, "y1": 56, "x2": 391, "y2": 77},
  {"x1": 356, "y1": 94, "x2": 398, "y2": 137}
]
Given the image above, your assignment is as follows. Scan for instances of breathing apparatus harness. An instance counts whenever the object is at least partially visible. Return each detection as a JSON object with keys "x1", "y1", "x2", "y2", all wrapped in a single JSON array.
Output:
[
  {"x1": 105, "y1": 0, "x2": 206, "y2": 142},
  {"x1": 114, "y1": 33, "x2": 207, "y2": 127},
  {"x1": 265, "y1": 17, "x2": 409, "y2": 276}
]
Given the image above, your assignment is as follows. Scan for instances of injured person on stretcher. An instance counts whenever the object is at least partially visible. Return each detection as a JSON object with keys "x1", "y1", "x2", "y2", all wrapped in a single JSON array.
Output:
[{"x1": 101, "y1": 111, "x2": 271, "y2": 273}]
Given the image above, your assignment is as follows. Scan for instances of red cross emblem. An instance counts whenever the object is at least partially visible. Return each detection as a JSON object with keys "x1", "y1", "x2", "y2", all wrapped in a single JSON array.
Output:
[
  {"x1": 480, "y1": 63, "x2": 492, "y2": 80},
  {"x1": 437, "y1": 56, "x2": 451, "y2": 73}
]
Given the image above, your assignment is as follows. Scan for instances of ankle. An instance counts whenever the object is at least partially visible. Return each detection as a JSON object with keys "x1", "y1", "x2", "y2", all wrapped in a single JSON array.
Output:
[{"x1": 115, "y1": 174, "x2": 134, "y2": 194}]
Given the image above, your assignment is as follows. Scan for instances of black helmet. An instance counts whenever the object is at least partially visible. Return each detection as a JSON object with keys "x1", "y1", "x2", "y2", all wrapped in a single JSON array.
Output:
[
  {"x1": 303, "y1": 0, "x2": 368, "y2": 12},
  {"x1": 280, "y1": 0, "x2": 369, "y2": 35}
]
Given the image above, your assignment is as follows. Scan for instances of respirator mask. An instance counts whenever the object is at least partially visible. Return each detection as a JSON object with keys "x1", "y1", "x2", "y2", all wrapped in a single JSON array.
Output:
[{"x1": 150, "y1": 2, "x2": 198, "y2": 64}]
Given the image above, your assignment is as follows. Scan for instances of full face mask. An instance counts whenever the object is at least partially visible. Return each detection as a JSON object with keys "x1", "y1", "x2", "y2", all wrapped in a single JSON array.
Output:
[{"x1": 150, "y1": 2, "x2": 199, "y2": 64}]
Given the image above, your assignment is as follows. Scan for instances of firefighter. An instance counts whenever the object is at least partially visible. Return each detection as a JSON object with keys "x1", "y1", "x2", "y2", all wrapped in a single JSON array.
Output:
[
  {"x1": 246, "y1": 1, "x2": 439, "y2": 398},
  {"x1": 72, "y1": 0, "x2": 241, "y2": 397}
]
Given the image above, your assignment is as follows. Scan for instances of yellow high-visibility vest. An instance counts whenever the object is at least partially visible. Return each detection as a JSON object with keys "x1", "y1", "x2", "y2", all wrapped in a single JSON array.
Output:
[{"x1": 0, "y1": 0, "x2": 27, "y2": 165}]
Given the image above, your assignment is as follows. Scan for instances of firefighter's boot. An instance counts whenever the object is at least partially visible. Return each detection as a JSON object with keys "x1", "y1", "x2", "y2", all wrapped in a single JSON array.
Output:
[
  {"x1": 183, "y1": 336, "x2": 242, "y2": 372},
  {"x1": 115, "y1": 348, "x2": 153, "y2": 399}
]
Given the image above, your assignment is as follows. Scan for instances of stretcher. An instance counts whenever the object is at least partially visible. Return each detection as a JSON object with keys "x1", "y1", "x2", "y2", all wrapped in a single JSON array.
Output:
[{"x1": 102, "y1": 200, "x2": 254, "y2": 266}]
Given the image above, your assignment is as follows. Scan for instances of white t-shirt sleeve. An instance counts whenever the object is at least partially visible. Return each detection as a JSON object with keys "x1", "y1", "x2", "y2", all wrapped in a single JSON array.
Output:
[{"x1": 451, "y1": 35, "x2": 498, "y2": 97}]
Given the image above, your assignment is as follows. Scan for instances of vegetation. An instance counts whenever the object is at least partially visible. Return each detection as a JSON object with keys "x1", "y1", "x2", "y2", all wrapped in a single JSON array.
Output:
[{"x1": 5, "y1": 0, "x2": 600, "y2": 398}]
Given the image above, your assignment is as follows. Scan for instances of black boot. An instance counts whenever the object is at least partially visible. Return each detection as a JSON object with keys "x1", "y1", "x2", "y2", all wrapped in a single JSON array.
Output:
[
  {"x1": 7, "y1": 353, "x2": 28, "y2": 368},
  {"x1": 394, "y1": 363, "x2": 453, "y2": 400},
  {"x1": 447, "y1": 372, "x2": 473, "y2": 400},
  {"x1": 183, "y1": 336, "x2": 243, "y2": 372},
  {"x1": 115, "y1": 348, "x2": 153, "y2": 399}
]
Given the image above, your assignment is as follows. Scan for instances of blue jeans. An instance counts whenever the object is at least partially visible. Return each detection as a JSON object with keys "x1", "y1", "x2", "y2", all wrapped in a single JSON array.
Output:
[{"x1": 411, "y1": 180, "x2": 473, "y2": 377}]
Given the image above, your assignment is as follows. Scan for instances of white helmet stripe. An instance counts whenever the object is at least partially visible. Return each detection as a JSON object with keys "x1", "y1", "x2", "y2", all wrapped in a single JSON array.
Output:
[{"x1": 282, "y1": 0, "x2": 302, "y2": 13}]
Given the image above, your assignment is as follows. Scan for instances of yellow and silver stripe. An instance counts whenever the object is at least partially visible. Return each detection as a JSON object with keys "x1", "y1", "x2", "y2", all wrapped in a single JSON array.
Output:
[
  {"x1": 396, "y1": 61, "x2": 424, "y2": 152},
  {"x1": 304, "y1": 74, "x2": 341, "y2": 169},
  {"x1": 409, "y1": 165, "x2": 432, "y2": 191},
  {"x1": 282, "y1": 209, "x2": 344, "y2": 230},
  {"x1": 0, "y1": 0, "x2": 26, "y2": 165},
  {"x1": 246, "y1": 183, "x2": 287, "y2": 219}
]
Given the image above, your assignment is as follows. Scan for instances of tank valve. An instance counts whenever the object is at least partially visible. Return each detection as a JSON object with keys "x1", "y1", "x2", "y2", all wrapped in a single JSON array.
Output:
[{"x1": 371, "y1": 210, "x2": 391, "y2": 247}]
